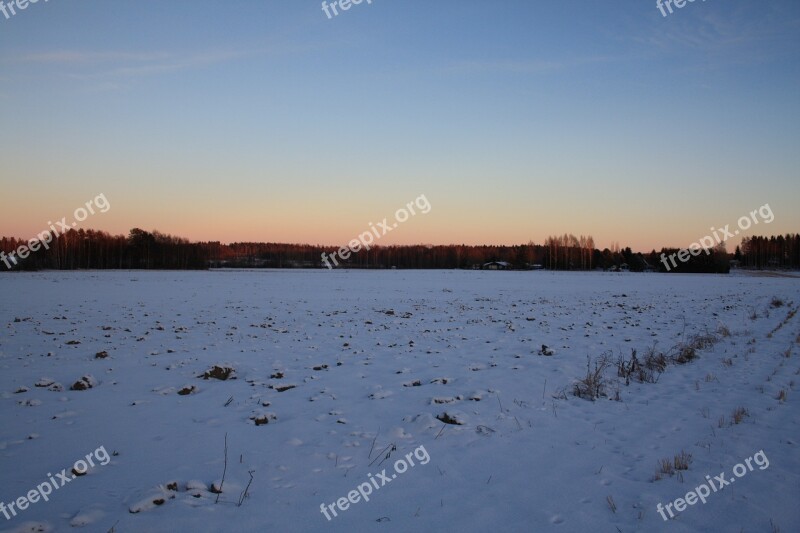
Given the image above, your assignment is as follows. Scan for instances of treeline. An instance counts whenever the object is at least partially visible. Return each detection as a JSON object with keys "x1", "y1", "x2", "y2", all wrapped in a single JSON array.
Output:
[
  {"x1": 649, "y1": 246, "x2": 730, "y2": 274},
  {"x1": 0, "y1": 228, "x2": 208, "y2": 270},
  {"x1": 1, "y1": 228, "x2": 798, "y2": 272},
  {"x1": 219, "y1": 234, "x2": 632, "y2": 270},
  {"x1": 544, "y1": 234, "x2": 595, "y2": 270},
  {"x1": 216, "y1": 241, "x2": 545, "y2": 269},
  {"x1": 737, "y1": 234, "x2": 800, "y2": 269}
]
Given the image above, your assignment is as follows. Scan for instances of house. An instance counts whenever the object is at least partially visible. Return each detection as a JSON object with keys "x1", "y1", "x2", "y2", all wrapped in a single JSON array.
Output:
[{"x1": 483, "y1": 261, "x2": 511, "y2": 270}]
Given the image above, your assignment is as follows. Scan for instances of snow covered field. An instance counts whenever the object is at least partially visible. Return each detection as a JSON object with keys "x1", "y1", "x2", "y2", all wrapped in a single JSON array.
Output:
[{"x1": 1, "y1": 270, "x2": 798, "y2": 532}]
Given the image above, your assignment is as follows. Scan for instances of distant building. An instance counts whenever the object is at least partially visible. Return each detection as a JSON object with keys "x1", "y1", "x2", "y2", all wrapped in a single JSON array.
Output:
[{"x1": 483, "y1": 261, "x2": 511, "y2": 270}]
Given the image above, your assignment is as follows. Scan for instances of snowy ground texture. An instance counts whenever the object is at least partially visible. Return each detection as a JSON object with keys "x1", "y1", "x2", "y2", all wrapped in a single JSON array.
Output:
[{"x1": 1, "y1": 270, "x2": 799, "y2": 533}]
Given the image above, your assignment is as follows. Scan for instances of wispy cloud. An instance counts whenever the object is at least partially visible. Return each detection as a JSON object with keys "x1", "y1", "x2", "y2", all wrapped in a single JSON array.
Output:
[
  {"x1": 10, "y1": 51, "x2": 173, "y2": 64},
  {"x1": 445, "y1": 59, "x2": 561, "y2": 75},
  {"x1": 71, "y1": 49, "x2": 248, "y2": 80},
  {"x1": 1, "y1": 48, "x2": 255, "y2": 87},
  {"x1": 633, "y1": 1, "x2": 800, "y2": 61}
]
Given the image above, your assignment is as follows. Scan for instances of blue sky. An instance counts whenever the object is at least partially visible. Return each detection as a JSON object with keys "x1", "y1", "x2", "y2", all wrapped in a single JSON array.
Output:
[{"x1": 1, "y1": 0, "x2": 798, "y2": 250}]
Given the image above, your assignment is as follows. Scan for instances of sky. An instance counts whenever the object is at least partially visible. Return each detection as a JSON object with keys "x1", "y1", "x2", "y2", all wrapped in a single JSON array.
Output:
[{"x1": 0, "y1": 0, "x2": 798, "y2": 252}]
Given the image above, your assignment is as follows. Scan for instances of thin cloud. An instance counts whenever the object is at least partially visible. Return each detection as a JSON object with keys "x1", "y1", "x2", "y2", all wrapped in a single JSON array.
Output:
[
  {"x1": 10, "y1": 51, "x2": 172, "y2": 64},
  {"x1": 445, "y1": 59, "x2": 562, "y2": 75},
  {"x1": 2, "y1": 48, "x2": 254, "y2": 83},
  {"x1": 68, "y1": 49, "x2": 249, "y2": 80},
  {"x1": 633, "y1": 1, "x2": 800, "y2": 58}
]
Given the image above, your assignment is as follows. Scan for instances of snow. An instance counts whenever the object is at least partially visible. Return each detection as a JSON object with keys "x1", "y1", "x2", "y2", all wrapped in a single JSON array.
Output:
[{"x1": 0, "y1": 270, "x2": 798, "y2": 532}]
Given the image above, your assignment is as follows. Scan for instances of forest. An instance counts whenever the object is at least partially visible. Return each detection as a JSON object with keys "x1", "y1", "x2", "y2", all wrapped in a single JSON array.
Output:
[{"x1": 1, "y1": 228, "x2": 798, "y2": 273}]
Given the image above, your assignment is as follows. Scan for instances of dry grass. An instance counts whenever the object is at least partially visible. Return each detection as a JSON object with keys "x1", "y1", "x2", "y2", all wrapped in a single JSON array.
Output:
[
  {"x1": 653, "y1": 451, "x2": 691, "y2": 481},
  {"x1": 690, "y1": 333, "x2": 718, "y2": 350},
  {"x1": 674, "y1": 450, "x2": 692, "y2": 471},
  {"x1": 574, "y1": 355, "x2": 611, "y2": 401},
  {"x1": 769, "y1": 306, "x2": 799, "y2": 337},
  {"x1": 671, "y1": 333, "x2": 716, "y2": 365},
  {"x1": 731, "y1": 406, "x2": 749, "y2": 425},
  {"x1": 654, "y1": 458, "x2": 674, "y2": 480},
  {"x1": 606, "y1": 495, "x2": 617, "y2": 514},
  {"x1": 777, "y1": 389, "x2": 788, "y2": 403},
  {"x1": 617, "y1": 348, "x2": 667, "y2": 385},
  {"x1": 673, "y1": 345, "x2": 697, "y2": 364},
  {"x1": 574, "y1": 330, "x2": 728, "y2": 406}
]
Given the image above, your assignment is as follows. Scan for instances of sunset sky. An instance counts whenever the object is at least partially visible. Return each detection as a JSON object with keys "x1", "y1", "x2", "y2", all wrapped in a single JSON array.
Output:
[{"x1": 1, "y1": 0, "x2": 798, "y2": 252}]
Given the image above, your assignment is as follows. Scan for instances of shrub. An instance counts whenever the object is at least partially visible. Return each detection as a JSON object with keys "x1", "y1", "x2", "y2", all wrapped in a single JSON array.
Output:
[
  {"x1": 674, "y1": 345, "x2": 697, "y2": 364},
  {"x1": 618, "y1": 347, "x2": 666, "y2": 384}
]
